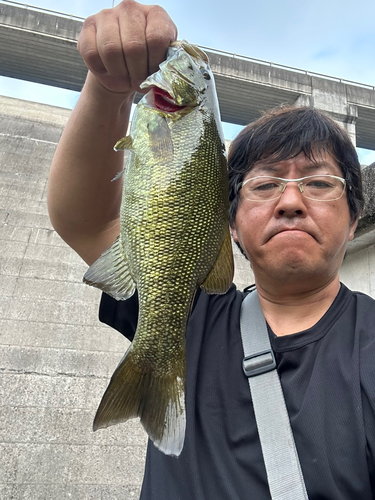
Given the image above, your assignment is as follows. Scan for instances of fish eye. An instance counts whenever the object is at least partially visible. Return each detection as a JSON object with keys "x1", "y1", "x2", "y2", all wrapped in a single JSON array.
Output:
[{"x1": 200, "y1": 68, "x2": 211, "y2": 80}]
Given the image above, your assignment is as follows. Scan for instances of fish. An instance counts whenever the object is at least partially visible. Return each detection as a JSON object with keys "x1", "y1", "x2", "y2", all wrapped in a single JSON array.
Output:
[{"x1": 83, "y1": 40, "x2": 234, "y2": 457}]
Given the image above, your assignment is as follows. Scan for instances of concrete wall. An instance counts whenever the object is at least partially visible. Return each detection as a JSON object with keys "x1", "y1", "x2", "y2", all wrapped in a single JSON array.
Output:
[
  {"x1": 340, "y1": 245, "x2": 375, "y2": 296},
  {"x1": 0, "y1": 96, "x2": 147, "y2": 499}
]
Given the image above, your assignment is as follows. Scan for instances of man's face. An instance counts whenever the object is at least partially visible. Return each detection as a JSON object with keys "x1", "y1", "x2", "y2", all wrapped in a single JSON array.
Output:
[{"x1": 231, "y1": 151, "x2": 358, "y2": 291}]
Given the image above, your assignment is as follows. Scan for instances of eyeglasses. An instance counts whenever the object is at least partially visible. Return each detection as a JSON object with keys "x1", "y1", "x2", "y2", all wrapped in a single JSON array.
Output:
[{"x1": 239, "y1": 174, "x2": 347, "y2": 202}]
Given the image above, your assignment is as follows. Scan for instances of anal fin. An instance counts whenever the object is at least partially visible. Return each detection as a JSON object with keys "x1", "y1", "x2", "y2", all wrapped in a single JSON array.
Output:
[
  {"x1": 83, "y1": 235, "x2": 136, "y2": 301},
  {"x1": 200, "y1": 226, "x2": 234, "y2": 294}
]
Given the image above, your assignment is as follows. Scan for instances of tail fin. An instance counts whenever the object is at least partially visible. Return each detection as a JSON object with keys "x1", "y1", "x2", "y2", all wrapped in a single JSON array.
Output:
[{"x1": 93, "y1": 346, "x2": 186, "y2": 457}]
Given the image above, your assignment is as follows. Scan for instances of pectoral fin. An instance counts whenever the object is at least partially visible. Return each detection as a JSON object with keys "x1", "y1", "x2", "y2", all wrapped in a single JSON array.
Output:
[
  {"x1": 83, "y1": 235, "x2": 136, "y2": 301},
  {"x1": 200, "y1": 227, "x2": 234, "y2": 294},
  {"x1": 111, "y1": 136, "x2": 134, "y2": 181},
  {"x1": 114, "y1": 136, "x2": 134, "y2": 152}
]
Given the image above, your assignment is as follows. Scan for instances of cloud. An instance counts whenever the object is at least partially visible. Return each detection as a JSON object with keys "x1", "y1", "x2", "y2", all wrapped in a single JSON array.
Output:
[{"x1": 312, "y1": 47, "x2": 339, "y2": 61}]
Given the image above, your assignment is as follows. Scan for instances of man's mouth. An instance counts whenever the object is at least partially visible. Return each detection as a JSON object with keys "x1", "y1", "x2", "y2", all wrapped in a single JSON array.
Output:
[
  {"x1": 153, "y1": 87, "x2": 186, "y2": 113},
  {"x1": 267, "y1": 227, "x2": 315, "y2": 242}
]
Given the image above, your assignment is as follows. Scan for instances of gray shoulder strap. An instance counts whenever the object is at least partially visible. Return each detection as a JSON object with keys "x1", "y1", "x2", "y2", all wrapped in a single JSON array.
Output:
[{"x1": 240, "y1": 290, "x2": 309, "y2": 500}]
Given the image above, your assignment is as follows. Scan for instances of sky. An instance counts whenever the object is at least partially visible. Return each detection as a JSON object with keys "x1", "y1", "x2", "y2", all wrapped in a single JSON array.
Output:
[{"x1": 1, "y1": 0, "x2": 375, "y2": 163}]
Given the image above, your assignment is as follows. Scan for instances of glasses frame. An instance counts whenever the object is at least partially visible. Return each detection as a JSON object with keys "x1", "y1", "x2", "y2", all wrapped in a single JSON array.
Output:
[{"x1": 239, "y1": 174, "x2": 347, "y2": 202}]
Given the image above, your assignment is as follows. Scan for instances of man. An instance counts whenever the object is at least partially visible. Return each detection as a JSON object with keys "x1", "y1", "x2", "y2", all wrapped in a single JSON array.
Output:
[{"x1": 48, "y1": 1, "x2": 375, "y2": 498}]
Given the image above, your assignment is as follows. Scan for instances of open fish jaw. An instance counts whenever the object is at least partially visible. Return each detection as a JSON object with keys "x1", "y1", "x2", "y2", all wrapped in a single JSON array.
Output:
[{"x1": 141, "y1": 40, "x2": 215, "y2": 109}]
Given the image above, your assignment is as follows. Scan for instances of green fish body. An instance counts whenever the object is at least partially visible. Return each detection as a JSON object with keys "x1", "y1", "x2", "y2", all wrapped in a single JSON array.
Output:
[{"x1": 84, "y1": 41, "x2": 234, "y2": 456}]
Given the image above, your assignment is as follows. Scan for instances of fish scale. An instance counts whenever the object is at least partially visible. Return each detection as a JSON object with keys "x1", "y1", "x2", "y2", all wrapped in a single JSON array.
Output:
[{"x1": 83, "y1": 40, "x2": 234, "y2": 456}]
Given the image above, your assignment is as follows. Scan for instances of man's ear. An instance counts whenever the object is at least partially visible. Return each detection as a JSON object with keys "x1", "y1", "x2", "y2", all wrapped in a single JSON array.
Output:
[
  {"x1": 348, "y1": 217, "x2": 359, "y2": 242},
  {"x1": 230, "y1": 226, "x2": 239, "y2": 243}
]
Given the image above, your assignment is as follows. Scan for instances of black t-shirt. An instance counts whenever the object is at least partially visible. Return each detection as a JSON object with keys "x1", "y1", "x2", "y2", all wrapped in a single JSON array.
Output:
[{"x1": 99, "y1": 283, "x2": 375, "y2": 499}]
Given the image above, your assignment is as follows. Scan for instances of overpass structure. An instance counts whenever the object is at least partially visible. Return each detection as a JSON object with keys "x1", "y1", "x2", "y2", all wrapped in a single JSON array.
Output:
[{"x1": 1, "y1": 0, "x2": 375, "y2": 149}]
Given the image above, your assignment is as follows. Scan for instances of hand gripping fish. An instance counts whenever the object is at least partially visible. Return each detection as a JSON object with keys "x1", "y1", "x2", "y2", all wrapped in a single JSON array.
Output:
[{"x1": 84, "y1": 41, "x2": 234, "y2": 456}]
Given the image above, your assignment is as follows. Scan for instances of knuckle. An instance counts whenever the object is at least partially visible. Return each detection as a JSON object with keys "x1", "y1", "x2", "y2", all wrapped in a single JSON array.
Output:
[
  {"x1": 117, "y1": 0, "x2": 139, "y2": 17},
  {"x1": 118, "y1": 0, "x2": 138, "y2": 11},
  {"x1": 147, "y1": 31, "x2": 169, "y2": 45},
  {"x1": 146, "y1": 31, "x2": 175, "y2": 54},
  {"x1": 78, "y1": 17, "x2": 95, "y2": 48},
  {"x1": 122, "y1": 39, "x2": 145, "y2": 57},
  {"x1": 82, "y1": 49, "x2": 103, "y2": 71},
  {"x1": 100, "y1": 8, "x2": 115, "y2": 18},
  {"x1": 81, "y1": 8, "x2": 113, "y2": 31},
  {"x1": 148, "y1": 4, "x2": 167, "y2": 14},
  {"x1": 101, "y1": 40, "x2": 122, "y2": 58},
  {"x1": 148, "y1": 4, "x2": 177, "y2": 30},
  {"x1": 82, "y1": 47, "x2": 98, "y2": 62},
  {"x1": 147, "y1": 24, "x2": 177, "y2": 46},
  {"x1": 81, "y1": 15, "x2": 96, "y2": 30}
]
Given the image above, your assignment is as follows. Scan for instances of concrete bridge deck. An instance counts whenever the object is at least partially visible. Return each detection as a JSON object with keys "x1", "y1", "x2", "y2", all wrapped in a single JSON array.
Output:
[{"x1": 0, "y1": 1, "x2": 375, "y2": 149}]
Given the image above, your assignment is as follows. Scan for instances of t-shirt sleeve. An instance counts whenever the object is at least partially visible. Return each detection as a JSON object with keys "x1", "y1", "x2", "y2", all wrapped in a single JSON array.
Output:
[
  {"x1": 98, "y1": 288, "x2": 204, "y2": 343},
  {"x1": 99, "y1": 291, "x2": 139, "y2": 341}
]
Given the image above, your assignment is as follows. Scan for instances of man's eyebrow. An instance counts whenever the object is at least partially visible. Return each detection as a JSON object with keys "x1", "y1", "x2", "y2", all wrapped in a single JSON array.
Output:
[
  {"x1": 301, "y1": 162, "x2": 340, "y2": 173},
  {"x1": 250, "y1": 164, "x2": 281, "y2": 174},
  {"x1": 249, "y1": 161, "x2": 339, "y2": 175}
]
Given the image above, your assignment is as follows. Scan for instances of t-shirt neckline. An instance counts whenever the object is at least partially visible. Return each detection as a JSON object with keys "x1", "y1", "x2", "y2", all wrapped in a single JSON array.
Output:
[{"x1": 267, "y1": 283, "x2": 353, "y2": 352}]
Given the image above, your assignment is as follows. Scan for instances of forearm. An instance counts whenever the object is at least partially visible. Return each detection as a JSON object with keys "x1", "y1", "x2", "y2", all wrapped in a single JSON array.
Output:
[
  {"x1": 48, "y1": 0, "x2": 177, "y2": 265},
  {"x1": 48, "y1": 72, "x2": 134, "y2": 264}
]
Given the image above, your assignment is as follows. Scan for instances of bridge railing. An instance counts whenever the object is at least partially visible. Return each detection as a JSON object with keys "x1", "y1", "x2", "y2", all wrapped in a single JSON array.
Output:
[
  {"x1": 0, "y1": 0, "x2": 85, "y2": 21},
  {"x1": 201, "y1": 45, "x2": 375, "y2": 91}
]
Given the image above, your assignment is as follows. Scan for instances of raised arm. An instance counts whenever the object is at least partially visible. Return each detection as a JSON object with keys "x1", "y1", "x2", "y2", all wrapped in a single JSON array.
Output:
[{"x1": 47, "y1": 0, "x2": 177, "y2": 265}]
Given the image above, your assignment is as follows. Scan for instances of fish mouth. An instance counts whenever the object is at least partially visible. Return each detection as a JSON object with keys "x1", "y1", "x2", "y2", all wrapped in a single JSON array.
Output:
[{"x1": 152, "y1": 87, "x2": 187, "y2": 113}]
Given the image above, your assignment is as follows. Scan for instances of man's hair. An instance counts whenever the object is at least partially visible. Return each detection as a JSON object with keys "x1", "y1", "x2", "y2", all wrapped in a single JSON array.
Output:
[{"x1": 228, "y1": 105, "x2": 364, "y2": 227}]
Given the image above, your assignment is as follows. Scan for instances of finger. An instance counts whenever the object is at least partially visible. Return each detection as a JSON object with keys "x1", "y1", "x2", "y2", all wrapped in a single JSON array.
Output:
[
  {"x1": 78, "y1": 16, "x2": 107, "y2": 75},
  {"x1": 145, "y1": 5, "x2": 178, "y2": 75},
  {"x1": 117, "y1": 2, "x2": 148, "y2": 88},
  {"x1": 96, "y1": 10, "x2": 130, "y2": 78}
]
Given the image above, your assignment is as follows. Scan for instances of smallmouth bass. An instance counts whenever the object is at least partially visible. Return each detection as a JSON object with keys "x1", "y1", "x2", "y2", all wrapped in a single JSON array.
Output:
[{"x1": 84, "y1": 41, "x2": 234, "y2": 456}]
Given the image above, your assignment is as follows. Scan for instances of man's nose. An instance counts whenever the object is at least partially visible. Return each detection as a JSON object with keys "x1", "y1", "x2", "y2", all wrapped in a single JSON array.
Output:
[{"x1": 274, "y1": 182, "x2": 307, "y2": 216}]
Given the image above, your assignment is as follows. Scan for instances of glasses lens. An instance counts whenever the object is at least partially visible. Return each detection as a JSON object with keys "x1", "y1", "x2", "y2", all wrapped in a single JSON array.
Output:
[
  {"x1": 242, "y1": 177, "x2": 283, "y2": 201},
  {"x1": 303, "y1": 175, "x2": 345, "y2": 201}
]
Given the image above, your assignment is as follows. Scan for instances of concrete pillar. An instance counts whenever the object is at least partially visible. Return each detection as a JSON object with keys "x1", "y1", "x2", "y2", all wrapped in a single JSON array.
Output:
[{"x1": 295, "y1": 77, "x2": 358, "y2": 145}]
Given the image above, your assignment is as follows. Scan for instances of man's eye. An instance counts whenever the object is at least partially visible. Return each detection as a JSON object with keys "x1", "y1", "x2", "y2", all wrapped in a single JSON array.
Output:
[
  {"x1": 306, "y1": 181, "x2": 332, "y2": 189},
  {"x1": 253, "y1": 182, "x2": 279, "y2": 191}
]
